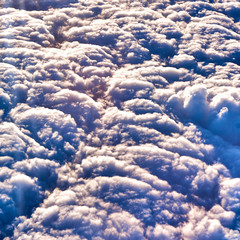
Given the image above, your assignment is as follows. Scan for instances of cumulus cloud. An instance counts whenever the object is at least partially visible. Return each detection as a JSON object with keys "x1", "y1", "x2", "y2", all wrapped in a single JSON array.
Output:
[{"x1": 1, "y1": 0, "x2": 240, "y2": 239}]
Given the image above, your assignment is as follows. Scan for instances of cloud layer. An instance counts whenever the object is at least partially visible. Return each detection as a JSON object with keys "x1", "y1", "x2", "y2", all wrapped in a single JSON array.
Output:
[{"x1": 1, "y1": 0, "x2": 240, "y2": 239}]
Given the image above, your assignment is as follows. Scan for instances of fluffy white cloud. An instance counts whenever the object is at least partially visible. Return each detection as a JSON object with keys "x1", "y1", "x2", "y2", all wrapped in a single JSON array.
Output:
[
  {"x1": 1, "y1": 0, "x2": 240, "y2": 239},
  {"x1": 10, "y1": 104, "x2": 83, "y2": 161}
]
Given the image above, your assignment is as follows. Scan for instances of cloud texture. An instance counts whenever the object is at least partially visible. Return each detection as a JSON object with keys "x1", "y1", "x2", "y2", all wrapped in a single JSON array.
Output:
[{"x1": 1, "y1": 0, "x2": 240, "y2": 239}]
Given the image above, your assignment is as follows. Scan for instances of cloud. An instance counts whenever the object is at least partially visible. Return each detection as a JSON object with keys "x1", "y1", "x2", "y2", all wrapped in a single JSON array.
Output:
[
  {"x1": 146, "y1": 224, "x2": 180, "y2": 240},
  {"x1": 10, "y1": 104, "x2": 82, "y2": 161},
  {"x1": 13, "y1": 158, "x2": 59, "y2": 189},
  {"x1": 0, "y1": 0, "x2": 78, "y2": 11},
  {"x1": 1, "y1": 0, "x2": 240, "y2": 239},
  {"x1": 181, "y1": 206, "x2": 236, "y2": 240}
]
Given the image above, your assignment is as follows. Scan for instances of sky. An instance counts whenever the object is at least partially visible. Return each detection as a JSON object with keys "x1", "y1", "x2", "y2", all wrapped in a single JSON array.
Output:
[{"x1": 1, "y1": 0, "x2": 240, "y2": 239}]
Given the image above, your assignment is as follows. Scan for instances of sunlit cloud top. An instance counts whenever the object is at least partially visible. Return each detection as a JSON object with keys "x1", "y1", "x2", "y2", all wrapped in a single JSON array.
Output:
[{"x1": 1, "y1": 0, "x2": 240, "y2": 239}]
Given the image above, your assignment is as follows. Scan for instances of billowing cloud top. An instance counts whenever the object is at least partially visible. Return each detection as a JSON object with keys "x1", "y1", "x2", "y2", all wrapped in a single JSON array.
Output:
[{"x1": 1, "y1": 0, "x2": 240, "y2": 239}]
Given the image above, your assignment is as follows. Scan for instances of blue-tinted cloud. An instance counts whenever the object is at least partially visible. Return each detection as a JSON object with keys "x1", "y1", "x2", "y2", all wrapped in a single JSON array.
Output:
[{"x1": 1, "y1": 0, "x2": 240, "y2": 239}]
